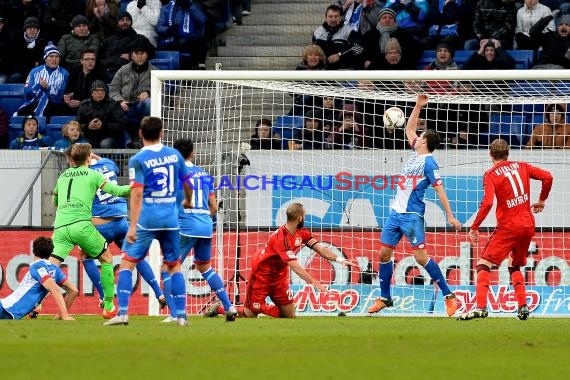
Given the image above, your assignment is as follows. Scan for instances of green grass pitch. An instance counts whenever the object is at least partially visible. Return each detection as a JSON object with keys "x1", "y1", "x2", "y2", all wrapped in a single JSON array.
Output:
[{"x1": 1, "y1": 316, "x2": 568, "y2": 380}]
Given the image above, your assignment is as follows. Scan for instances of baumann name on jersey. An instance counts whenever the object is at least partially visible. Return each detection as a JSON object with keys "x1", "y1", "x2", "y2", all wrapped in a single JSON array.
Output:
[
  {"x1": 143, "y1": 155, "x2": 179, "y2": 168},
  {"x1": 61, "y1": 169, "x2": 91, "y2": 178}
]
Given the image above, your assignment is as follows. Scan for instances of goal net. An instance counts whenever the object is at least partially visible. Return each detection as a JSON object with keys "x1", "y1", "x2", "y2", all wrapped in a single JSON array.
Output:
[{"x1": 151, "y1": 70, "x2": 570, "y2": 317}]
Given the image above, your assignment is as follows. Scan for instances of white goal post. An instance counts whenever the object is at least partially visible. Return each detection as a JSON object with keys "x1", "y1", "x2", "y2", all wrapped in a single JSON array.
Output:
[{"x1": 149, "y1": 69, "x2": 570, "y2": 317}]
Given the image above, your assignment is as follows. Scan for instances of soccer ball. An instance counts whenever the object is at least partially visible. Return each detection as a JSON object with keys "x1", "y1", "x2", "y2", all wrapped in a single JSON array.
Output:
[{"x1": 383, "y1": 107, "x2": 406, "y2": 128}]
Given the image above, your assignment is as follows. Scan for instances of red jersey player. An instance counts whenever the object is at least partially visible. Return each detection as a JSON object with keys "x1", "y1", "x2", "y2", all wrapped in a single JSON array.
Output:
[
  {"x1": 205, "y1": 203, "x2": 357, "y2": 318},
  {"x1": 458, "y1": 139, "x2": 553, "y2": 321}
]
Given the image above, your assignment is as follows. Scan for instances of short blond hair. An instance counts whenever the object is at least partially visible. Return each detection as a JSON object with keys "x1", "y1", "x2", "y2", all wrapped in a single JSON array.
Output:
[
  {"x1": 302, "y1": 44, "x2": 326, "y2": 62},
  {"x1": 490, "y1": 139, "x2": 509, "y2": 160},
  {"x1": 62, "y1": 120, "x2": 81, "y2": 138}
]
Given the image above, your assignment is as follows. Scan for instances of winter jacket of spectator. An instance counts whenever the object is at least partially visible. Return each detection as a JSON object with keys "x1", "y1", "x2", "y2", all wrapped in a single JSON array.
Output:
[
  {"x1": 0, "y1": 25, "x2": 14, "y2": 76},
  {"x1": 385, "y1": 0, "x2": 429, "y2": 31},
  {"x1": 57, "y1": 32, "x2": 101, "y2": 69},
  {"x1": 109, "y1": 60, "x2": 156, "y2": 103},
  {"x1": 249, "y1": 136, "x2": 282, "y2": 150},
  {"x1": 9, "y1": 132, "x2": 51, "y2": 149},
  {"x1": 462, "y1": 48, "x2": 516, "y2": 70},
  {"x1": 313, "y1": 22, "x2": 359, "y2": 60},
  {"x1": 362, "y1": 27, "x2": 422, "y2": 70},
  {"x1": 65, "y1": 65, "x2": 108, "y2": 103},
  {"x1": 12, "y1": 31, "x2": 50, "y2": 77},
  {"x1": 530, "y1": 15, "x2": 570, "y2": 68},
  {"x1": 19, "y1": 64, "x2": 69, "y2": 116},
  {"x1": 472, "y1": 0, "x2": 517, "y2": 41},
  {"x1": 127, "y1": 0, "x2": 162, "y2": 47},
  {"x1": 52, "y1": 135, "x2": 89, "y2": 150},
  {"x1": 426, "y1": 0, "x2": 463, "y2": 37},
  {"x1": 1, "y1": 0, "x2": 45, "y2": 35},
  {"x1": 87, "y1": 2, "x2": 119, "y2": 40},
  {"x1": 156, "y1": 1, "x2": 208, "y2": 48},
  {"x1": 43, "y1": 0, "x2": 86, "y2": 42},
  {"x1": 76, "y1": 96, "x2": 127, "y2": 146},
  {"x1": 99, "y1": 26, "x2": 139, "y2": 73}
]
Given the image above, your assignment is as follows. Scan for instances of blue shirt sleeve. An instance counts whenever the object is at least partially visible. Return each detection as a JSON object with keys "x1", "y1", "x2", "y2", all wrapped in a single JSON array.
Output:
[
  {"x1": 424, "y1": 156, "x2": 442, "y2": 187},
  {"x1": 54, "y1": 266, "x2": 66, "y2": 284}
]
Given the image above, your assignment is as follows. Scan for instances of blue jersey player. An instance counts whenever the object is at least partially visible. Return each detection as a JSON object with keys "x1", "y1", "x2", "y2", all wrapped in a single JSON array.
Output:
[
  {"x1": 105, "y1": 116, "x2": 193, "y2": 326},
  {"x1": 81, "y1": 154, "x2": 168, "y2": 318},
  {"x1": 368, "y1": 94, "x2": 462, "y2": 317},
  {"x1": 159, "y1": 138, "x2": 237, "y2": 322},
  {"x1": 0, "y1": 236, "x2": 78, "y2": 320}
]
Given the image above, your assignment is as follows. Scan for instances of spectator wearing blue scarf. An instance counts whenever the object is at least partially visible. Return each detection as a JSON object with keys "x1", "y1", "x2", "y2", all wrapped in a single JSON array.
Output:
[{"x1": 17, "y1": 43, "x2": 69, "y2": 117}]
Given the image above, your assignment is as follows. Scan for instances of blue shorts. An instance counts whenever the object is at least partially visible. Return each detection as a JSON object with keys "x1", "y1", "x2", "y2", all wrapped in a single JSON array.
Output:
[
  {"x1": 121, "y1": 228, "x2": 180, "y2": 265},
  {"x1": 96, "y1": 218, "x2": 129, "y2": 248},
  {"x1": 380, "y1": 211, "x2": 426, "y2": 249},
  {"x1": 179, "y1": 234, "x2": 212, "y2": 264},
  {"x1": 0, "y1": 303, "x2": 13, "y2": 319}
]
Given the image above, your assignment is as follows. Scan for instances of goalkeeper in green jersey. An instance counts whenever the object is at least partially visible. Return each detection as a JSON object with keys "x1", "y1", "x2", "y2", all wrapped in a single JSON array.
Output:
[{"x1": 50, "y1": 143, "x2": 131, "y2": 316}]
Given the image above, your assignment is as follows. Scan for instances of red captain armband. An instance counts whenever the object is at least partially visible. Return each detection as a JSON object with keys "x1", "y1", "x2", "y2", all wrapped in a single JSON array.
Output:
[
  {"x1": 130, "y1": 180, "x2": 144, "y2": 188},
  {"x1": 410, "y1": 137, "x2": 417, "y2": 149},
  {"x1": 432, "y1": 179, "x2": 443, "y2": 187}
]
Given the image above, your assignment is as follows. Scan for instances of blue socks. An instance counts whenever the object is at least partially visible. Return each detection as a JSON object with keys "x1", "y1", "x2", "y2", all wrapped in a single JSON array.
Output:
[
  {"x1": 136, "y1": 260, "x2": 164, "y2": 299},
  {"x1": 202, "y1": 267, "x2": 232, "y2": 311},
  {"x1": 82, "y1": 259, "x2": 105, "y2": 300},
  {"x1": 161, "y1": 271, "x2": 177, "y2": 317},
  {"x1": 379, "y1": 260, "x2": 394, "y2": 300},
  {"x1": 424, "y1": 258, "x2": 451, "y2": 296},
  {"x1": 117, "y1": 269, "x2": 132, "y2": 316},
  {"x1": 170, "y1": 272, "x2": 187, "y2": 319}
]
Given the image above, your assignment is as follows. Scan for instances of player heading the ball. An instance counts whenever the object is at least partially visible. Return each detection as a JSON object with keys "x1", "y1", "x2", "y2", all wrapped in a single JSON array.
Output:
[{"x1": 369, "y1": 94, "x2": 462, "y2": 317}]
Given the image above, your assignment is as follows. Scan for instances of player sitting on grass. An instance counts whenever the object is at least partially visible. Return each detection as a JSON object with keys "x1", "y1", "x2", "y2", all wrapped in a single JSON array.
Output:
[
  {"x1": 0, "y1": 236, "x2": 78, "y2": 320},
  {"x1": 204, "y1": 203, "x2": 357, "y2": 319},
  {"x1": 368, "y1": 94, "x2": 462, "y2": 317}
]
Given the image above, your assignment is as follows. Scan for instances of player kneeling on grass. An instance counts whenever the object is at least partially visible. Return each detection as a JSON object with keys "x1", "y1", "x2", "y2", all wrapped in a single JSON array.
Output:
[
  {"x1": 368, "y1": 94, "x2": 462, "y2": 317},
  {"x1": 458, "y1": 139, "x2": 553, "y2": 321},
  {"x1": 0, "y1": 237, "x2": 78, "y2": 320},
  {"x1": 204, "y1": 203, "x2": 357, "y2": 319}
]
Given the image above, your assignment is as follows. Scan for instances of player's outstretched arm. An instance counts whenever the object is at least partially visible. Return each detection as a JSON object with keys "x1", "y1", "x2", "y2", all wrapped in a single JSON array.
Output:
[
  {"x1": 127, "y1": 186, "x2": 143, "y2": 243},
  {"x1": 405, "y1": 94, "x2": 428, "y2": 147},
  {"x1": 43, "y1": 278, "x2": 76, "y2": 321},
  {"x1": 433, "y1": 184, "x2": 461, "y2": 231},
  {"x1": 102, "y1": 182, "x2": 131, "y2": 198},
  {"x1": 312, "y1": 243, "x2": 358, "y2": 267},
  {"x1": 287, "y1": 260, "x2": 327, "y2": 292}
]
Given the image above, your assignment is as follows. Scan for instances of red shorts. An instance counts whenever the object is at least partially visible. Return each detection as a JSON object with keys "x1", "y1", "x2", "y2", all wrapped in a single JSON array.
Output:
[
  {"x1": 245, "y1": 274, "x2": 293, "y2": 314},
  {"x1": 482, "y1": 227, "x2": 535, "y2": 267}
]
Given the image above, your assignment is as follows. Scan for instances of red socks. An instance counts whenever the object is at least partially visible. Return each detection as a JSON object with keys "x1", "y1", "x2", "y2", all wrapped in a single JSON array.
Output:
[
  {"x1": 509, "y1": 268, "x2": 527, "y2": 308},
  {"x1": 476, "y1": 264, "x2": 491, "y2": 309}
]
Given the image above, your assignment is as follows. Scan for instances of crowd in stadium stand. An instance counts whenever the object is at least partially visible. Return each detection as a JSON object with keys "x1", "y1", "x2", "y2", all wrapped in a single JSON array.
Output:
[
  {"x1": 1, "y1": 0, "x2": 570, "y2": 150},
  {"x1": 0, "y1": 0, "x2": 238, "y2": 149}
]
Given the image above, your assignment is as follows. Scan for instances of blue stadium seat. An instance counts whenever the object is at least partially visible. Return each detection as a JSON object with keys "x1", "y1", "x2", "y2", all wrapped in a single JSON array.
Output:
[
  {"x1": 489, "y1": 114, "x2": 530, "y2": 146},
  {"x1": 50, "y1": 115, "x2": 75, "y2": 125},
  {"x1": 416, "y1": 50, "x2": 472, "y2": 69},
  {"x1": 273, "y1": 115, "x2": 304, "y2": 149},
  {"x1": 507, "y1": 50, "x2": 534, "y2": 70},
  {"x1": 0, "y1": 84, "x2": 25, "y2": 117},
  {"x1": 8, "y1": 124, "x2": 20, "y2": 142},
  {"x1": 10, "y1": 115, "x2": 47, "y2": 134},
  {"x1": 417, "y1": 50, "x2": 531, "y2": 69},
  {"x1": 46, "y1": 124, "x2": 64, "y2": 143}
]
